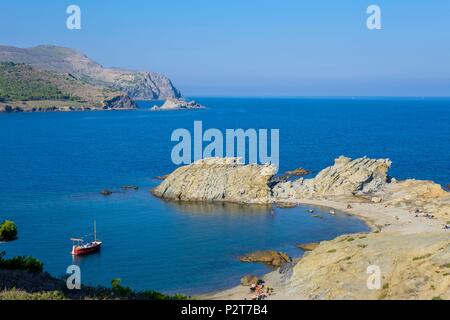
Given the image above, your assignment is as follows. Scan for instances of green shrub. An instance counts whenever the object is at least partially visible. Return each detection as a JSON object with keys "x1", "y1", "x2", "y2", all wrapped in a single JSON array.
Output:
[
  {"x1": 0, "y1": 251, "x2": 44, "y2": 273},
  {"x1": 0, "y1": 220, "x2": 18, "y2": 241},
  {"x1": 140, "y1": 290, "x2": 189, "y2": 300},
  {"x1": 111, "y1": 278, "x2": 133, "y2": 298},
  {"x1": 110, "y1": 278, "x2": 189, "y2": 300}
]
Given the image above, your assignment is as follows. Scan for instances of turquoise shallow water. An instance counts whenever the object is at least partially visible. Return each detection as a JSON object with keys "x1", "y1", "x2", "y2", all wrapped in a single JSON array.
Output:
[{"x1": 1, "y1": 97, "x2": 449, "y2": 294}]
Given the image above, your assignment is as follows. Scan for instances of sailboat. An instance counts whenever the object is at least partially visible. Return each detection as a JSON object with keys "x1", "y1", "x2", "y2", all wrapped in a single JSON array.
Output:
[{"x1": 71, "y1": 221, "x2": 102, "y2": 256}]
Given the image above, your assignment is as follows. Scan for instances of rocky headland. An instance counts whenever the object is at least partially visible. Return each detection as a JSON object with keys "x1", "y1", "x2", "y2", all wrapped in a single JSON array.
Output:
[
  {"x1": 0, "y1": 45, "x2": 181, "y2": 100},
  {"x1": 153, "y1": 156, "x2": 450, "y2": 300}
]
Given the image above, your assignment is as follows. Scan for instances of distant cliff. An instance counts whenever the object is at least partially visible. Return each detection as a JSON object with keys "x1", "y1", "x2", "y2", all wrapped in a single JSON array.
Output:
[{"x1": 0, "y1": 45, "x2": 181, "y2": 100}]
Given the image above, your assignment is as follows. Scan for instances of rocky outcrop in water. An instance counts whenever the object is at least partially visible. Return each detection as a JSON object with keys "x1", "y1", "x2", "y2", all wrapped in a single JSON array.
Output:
[
  {"x1": 151, "y1": 98, "x2": 205, "y2": 111},
  {"x1": 152, "y1": 156, "x2": 393, "y2": 204},
  {"x1": 239, "y1": 251, "x2": 291, "y2": 267},
  {"x1": 151, "y1": 158, "x2": 276, "y2": 204},
  {"x1": 152, "y1": 156, "x2": 450, "y2": 225},
  {"x1": 285, "y1": 168, "x2": 310, "y2": 177},
  {"x1": 100, "y1": 190, "x2": 113, "y2": 196},
  {"x1": 272, "y1": 156, "x2": 392, "y2": 199}
]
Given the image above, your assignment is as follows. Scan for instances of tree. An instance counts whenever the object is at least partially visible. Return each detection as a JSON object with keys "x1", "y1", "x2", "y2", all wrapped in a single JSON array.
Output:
[
  {"x1": 111, "y1": 278, "x2": 133, "y2": 298},
  {"x1": 0, "y1": 220, "x2": 18, "y2": 241}
]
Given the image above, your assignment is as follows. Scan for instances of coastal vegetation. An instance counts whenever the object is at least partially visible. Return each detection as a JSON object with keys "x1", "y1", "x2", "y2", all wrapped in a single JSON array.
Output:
[
  {"x1": 0, "y1": 62, "x2": 136, "y2": 112},
  {"x1": 0, "y1": 258, "x2": 190, "y2": 300},
  {"x1": 0, "y1": 62, "x2": 76, "y2": 102},
  {"x1": 0, "y1": 223, "x2": 43, "y2": 273},
  {"x1": 0, "y1": 252, "x2": 43, "y2": 273},
  {"x1": 0, "y1": 220, "x2": 18, "y2": 241},
  {"x1": 111, "y1": 278, "x2": 189, "y2": 300}
]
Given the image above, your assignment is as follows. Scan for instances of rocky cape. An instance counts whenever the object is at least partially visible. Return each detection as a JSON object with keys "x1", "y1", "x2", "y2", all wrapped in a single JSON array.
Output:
[
  {"x1": 154, "y1": 156, "x2": 450, "y2": 300},
  {"x1": 0, "y1": 45, "x2": 181, "y2": 101}
]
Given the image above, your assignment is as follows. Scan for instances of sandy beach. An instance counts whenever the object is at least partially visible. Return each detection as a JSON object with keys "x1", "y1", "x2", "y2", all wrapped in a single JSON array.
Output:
[{"x1": 202, "y1": 197, "x2": 449, "y2": 300}]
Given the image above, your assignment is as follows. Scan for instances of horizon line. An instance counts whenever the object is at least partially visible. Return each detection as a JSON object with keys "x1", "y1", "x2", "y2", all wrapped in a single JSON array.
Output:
[{"x1": 182, "y1": 95, "x2": 450, "y2": 99}]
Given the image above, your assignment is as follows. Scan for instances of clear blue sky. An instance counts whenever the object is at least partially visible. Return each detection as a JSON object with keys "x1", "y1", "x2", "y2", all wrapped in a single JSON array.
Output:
[{"x1": 1, "y1": 0, "x2": 450, "y2": 96}]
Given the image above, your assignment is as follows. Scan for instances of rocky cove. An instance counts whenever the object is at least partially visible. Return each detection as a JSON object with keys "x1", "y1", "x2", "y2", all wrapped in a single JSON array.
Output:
[
  {"x1": 2, "y1": 97, "x2": 449, "y2": 299},
  {"x1": 152, "y1": 156, "x2": 450, "y2": 300}
]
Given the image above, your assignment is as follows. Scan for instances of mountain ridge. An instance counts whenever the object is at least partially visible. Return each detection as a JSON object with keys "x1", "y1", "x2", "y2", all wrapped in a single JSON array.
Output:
[{"x1": 0, "y1": 45, "x2": 181, "y2": 100}]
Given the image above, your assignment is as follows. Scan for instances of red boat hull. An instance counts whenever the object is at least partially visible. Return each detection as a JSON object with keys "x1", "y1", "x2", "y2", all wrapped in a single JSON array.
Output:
[{"x1": 72, "y1": 242, "x2": 102, "y2": 256}]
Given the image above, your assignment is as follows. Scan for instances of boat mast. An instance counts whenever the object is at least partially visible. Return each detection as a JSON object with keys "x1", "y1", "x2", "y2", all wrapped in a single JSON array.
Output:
[{"x1": 94, "y1": 220, "x2": 97, "y2": 242}]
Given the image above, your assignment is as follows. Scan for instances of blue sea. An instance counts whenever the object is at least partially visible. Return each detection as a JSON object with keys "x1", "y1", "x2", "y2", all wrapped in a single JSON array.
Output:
[{"x1": 0, "y1": 97, "x2": 449, "y2": 294}]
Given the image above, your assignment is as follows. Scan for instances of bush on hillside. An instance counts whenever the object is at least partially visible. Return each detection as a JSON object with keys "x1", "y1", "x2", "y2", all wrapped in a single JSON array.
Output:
[{"x1": 0, "y1": 251, "x2": 44, "y2": 273}]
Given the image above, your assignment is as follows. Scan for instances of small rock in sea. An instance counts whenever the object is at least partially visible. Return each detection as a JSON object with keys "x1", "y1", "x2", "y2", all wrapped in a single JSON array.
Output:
[
  {"x1": 285, "y1": 168, "x2": 311, "y2": 177},
  {"x1": 100, "y1": 190, "x2": 113, "y2": 196},
  {"x1": 275, "y1": 202, "x2": 297, "y2": 209},
  {"x1": 122, "y1": 185, "x2": 139, "y2": 190},
  {"x1": 239, "y1": 250, "x2": 291, "y2": 267},
  {"x1": 297, "y1": 242, "x2": 320, "y2": 251},
  {"x1": 240, "y1": 275, "x2": 260, "y2": 286},
  {"x1": 447, "y1": 184, "x2": 450, "y2": 190},
  {"x1": 312, "y1": 214, "x2": 324, "y2": 220},
  {"x1": 155, "y1": 175, "x2": 169, "y2": 181},
  {"x1": 151, "y1": 98, "x2": 205, "y2": 111},
  {"x1": 308, "y1": 209, "x2": 314, "y2": 213}
]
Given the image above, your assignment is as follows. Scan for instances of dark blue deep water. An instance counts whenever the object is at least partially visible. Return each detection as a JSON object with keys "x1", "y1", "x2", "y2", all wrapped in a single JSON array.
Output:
[{"x1": 1, "y1": 97, "x2": 449, "y2": 294}]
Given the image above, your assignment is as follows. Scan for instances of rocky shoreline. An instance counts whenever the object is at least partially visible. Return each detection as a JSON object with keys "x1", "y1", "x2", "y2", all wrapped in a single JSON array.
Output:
[{"x1": 152, "y1": 156, "x2": 450, "y2": 300}]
